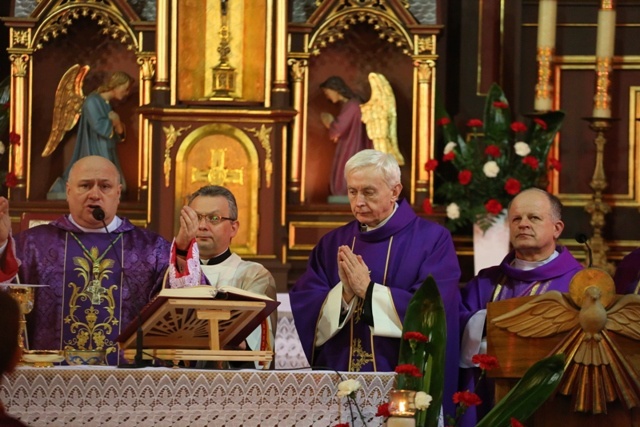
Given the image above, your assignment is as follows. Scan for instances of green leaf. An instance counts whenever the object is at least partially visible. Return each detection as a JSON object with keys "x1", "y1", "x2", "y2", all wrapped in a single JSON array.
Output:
[
  {"x1": 397, "y1": 276, "x2": 446, "y2": 427},
  {"x1": 475, "y1": 353, "x2": 566, "y2": 427}
]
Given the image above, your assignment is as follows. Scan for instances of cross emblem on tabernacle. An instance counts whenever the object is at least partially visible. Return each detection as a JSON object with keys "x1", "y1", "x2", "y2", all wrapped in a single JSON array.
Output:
[
  {"x1": 191, "y1": 149, "x2": 244, "y2": 186},
  {"x1": 350, "y1": 338, "x2": 374, "y2": 371},
  {"x1": 86, "y1": 278, "x2": 107, "y2": 305}
]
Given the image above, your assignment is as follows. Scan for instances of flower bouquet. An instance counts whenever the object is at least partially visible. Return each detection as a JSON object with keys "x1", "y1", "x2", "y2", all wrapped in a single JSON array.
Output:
[{"x1": 427, "y1": 83, "x2": 565, "y2": 232}]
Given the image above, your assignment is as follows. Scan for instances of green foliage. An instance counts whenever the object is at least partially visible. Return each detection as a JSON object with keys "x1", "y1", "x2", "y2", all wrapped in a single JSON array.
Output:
[
  {"x1": 476, "y1": 353, "x2": 566, "y2": 427},
  {"x1": 397, "y1": 276, "x2": 446, "y2": 427},
  {"x1": 432, "y1": 83, "x2": 565, "y2": 232}
]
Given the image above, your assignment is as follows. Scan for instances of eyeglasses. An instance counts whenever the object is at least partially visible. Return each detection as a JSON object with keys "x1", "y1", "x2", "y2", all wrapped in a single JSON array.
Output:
[{"x1": 195, "y1": 213, "x2": 236, "y2": 225}]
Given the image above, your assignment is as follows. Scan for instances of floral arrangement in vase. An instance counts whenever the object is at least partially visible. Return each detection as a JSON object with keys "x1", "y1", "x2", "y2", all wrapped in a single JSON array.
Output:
[{"x1": 425, "y1": 83, "x2": 565, "y2": 232}]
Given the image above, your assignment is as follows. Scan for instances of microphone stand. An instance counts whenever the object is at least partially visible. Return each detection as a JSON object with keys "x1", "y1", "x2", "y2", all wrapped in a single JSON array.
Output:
[{"x1": 92, "y1": 208, "x2": 150, "y2": 368}]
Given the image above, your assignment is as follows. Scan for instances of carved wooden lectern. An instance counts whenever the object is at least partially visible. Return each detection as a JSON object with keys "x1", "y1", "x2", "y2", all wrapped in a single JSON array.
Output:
[{"x1": 487, "y1": 294, "x2": 640, "y2": 427}]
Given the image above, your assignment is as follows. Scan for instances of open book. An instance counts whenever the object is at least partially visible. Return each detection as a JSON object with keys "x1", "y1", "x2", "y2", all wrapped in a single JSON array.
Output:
[{"x1": 116, "y1": 285, "x2": 279, "y2": 357}]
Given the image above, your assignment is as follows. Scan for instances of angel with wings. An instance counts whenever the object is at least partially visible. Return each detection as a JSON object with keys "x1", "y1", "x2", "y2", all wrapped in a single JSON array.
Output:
[
  {"x1": 319, "y1": 73, "x2": 404, "y2": 197},
  {"x1": 43, "y1": 65, "x2": 134, "y2": 199}
]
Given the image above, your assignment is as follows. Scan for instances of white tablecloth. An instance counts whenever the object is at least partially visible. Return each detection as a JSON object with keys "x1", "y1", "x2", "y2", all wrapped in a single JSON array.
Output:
[{"x1": 1, "y1": 367, "x2": 394, "y2": 426}]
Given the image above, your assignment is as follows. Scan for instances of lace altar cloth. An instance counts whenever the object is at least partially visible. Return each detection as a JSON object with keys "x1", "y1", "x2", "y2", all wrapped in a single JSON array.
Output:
[
  {"x1": 274, "y1": 293, "x2": 310, "y2": 369},
  {"x1": 1, "y1": 367, "x2": 395, "y2": 426}
]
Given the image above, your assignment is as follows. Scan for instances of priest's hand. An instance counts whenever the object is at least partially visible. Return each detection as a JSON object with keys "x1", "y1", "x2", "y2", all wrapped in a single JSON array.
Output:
[
  {"x1": 0, "y1": 197, "x2": 10, "y2": 247},
  {"x1": 338, "y1": 245, "x2": 371, "y2": 299},
  {"x1": 175, "y1": 205, "x2": 199, "y2": 252}
]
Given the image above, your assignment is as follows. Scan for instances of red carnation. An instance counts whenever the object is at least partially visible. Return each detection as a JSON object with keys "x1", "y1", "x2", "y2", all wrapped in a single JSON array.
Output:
[
  {"x1": 422, "y1": 198, "x2": 433, "y2": 215},
  {"x1": 376, "y1": 403, "x2": 391, "y2": 418},
  {"x1": 466, "y1": 119, "x2": 483, "y2": 128},
  {"x1": 4, "y1": 172, "x2": 17, "y2": 188},
  {"x1": 510, "y1": 121, "x2": 527, "y2": 133},
  {"x1": 458, "y1": 170, "x2": 472, "y2": 185},
  {"x1": 484, "y1": 144, "x2": 501, "y2": 158},
  {"x1": 533, "y1": 118, "x2": 548, "y2": 130},
  {"x1": 522, "y1": 156, "x2": 539, "y2": 170},
  {"x1": 471, "y1": 354, "x2": 500, "y2": 371},
  {"x1": 504, "y1": 178, "x2": 521, "y2": 195},
  {"x1": 548, "y1": 157, "x2": 562, "y2": 172},
  {"x1": 493, "y1": 101, "x2": 509, "y2": 109},
  {"x1": 9, "y1": 132, "x2": 20, "y2": 146},
  {"x1": 403, "y1": 331, "x2": 429, "y2": 343},
  {"x1": 395, "y1": 364, "x2": 422, "y2": 378},
  {"x1": 484, "y1": 199, "x2": 503, "y2": 215},
  {"x1": 511, "y1": 418, "x2": 525, "y2": 427},
  {"x1": 333, "y1": 423, "x2": 350, "y2": 427},
  {"x1": 437, "y1": 117, "x2": 451, "y2": 126},
  {"x1": 453, "y1": 390, "x2": 482, "y2": 407},
  {"x1": 424, "y1": 159, "x2": 439, "y2": 171},
  {"x1": 443, "y1": 151, "x2": 455, "y2": 162}
]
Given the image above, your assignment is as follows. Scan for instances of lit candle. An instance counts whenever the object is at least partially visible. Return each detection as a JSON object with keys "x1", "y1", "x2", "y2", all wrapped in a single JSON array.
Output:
[
  {"x1": 593, "y1": 1, "x2": 616, "y2": 118},
  {"x1": 534, "y1": 0, "x2": 557, "y2": 112}
]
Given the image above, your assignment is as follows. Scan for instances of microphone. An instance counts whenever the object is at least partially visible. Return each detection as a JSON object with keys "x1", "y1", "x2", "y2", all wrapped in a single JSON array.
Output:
[
  {"x1": 575, "y1": 233, "x2": 593, "y2": 268},
  {"x1": 92, "y1": 206, "x2": 106, "y2": 222}
]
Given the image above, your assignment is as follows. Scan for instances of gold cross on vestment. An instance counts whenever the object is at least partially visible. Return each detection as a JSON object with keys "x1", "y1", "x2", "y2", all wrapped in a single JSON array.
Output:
[
  {"x1": 350, "y1": 338, "x2": 374, "y2": 372},
  {"x1": 191, "y1": 149, "x2": 244, "y2": 186}
]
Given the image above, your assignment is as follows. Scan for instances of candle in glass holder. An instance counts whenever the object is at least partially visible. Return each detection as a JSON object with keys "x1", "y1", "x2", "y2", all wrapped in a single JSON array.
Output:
[
  {"x1": 388, "y1": 389, "x2": 417, "y2": 426},
  {"x1": 593, "y1": 2, "x2": 616, "y2": 118}
]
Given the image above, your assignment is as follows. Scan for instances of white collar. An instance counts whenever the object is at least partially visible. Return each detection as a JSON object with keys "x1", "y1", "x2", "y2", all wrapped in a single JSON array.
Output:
[
  {"x1": 362, "y1": 202, "x2": 398, "y2": 232},
  {"x1": 512, "y1": 250, "x2": 559, "y2": 271},
  {"x1": 69, "y1": 215, "x2": 122, "y2": 233}
]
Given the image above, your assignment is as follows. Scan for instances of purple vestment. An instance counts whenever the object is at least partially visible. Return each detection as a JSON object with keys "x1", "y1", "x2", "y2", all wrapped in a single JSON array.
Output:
[
  {"x1": 328, "y1": 99, "x2": 372, "y2": 195},
  {"x1": 15, "y1": 215, "x2": 170, "y2": 365},
  {"x1": 459, "y1": 246, "x2": 582, "y2": 426},
  {"x1": 613, "y1": 248, "x2": 640, "y2": 294},
  {"x1": 290, "y1": 199, "x2": 461, "y2": 416}
]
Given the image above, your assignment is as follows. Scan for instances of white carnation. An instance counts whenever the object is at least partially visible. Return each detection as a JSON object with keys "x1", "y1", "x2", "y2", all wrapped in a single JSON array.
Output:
[
  {"x1": 337, "y1": 379, "x2": 361, "y2": 397},
  {"x1": 0, "y1": 141, "x2": 4, "y2": 155},
  {"x1": 443, "y1": 141, "x2": 457, "y2": 155},
  {"x1": 446, "y1": 203, "x2": 460, "y2": 220},
  {"x1": 415, "y1": 391, "x2": 433, "y2": 410},
  {"x1": 514, "y1": 141, "x2": 531, "y2": 156},
  {"x1": 483, "y1": 160, "x2": 500, "y2": 178}
]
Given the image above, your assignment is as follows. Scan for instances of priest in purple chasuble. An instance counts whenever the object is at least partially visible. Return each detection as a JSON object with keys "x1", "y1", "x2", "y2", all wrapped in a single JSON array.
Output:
[
  {"x1": 613, "y1": 248, "x2": 640, "y2": 294},
  {"x1": 458, "y1": 188, "x2": 582, "y2": 426},
  {"x1": 0, "y1": 156, "x2": 170, "y2": 366},
  {"x1": 290, "y1": 149, "x2": 462, "y2": 416}
]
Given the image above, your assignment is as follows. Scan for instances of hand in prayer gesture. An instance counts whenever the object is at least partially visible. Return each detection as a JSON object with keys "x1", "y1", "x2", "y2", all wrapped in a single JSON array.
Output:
[
  {"x1": 175, "y1": 205, "x2": 200, "y2": 252},
  {"x1": 338, "y1": 245, "x2": 371, "y2": 302},
  {"x1": 0, "y1": 197, "x2": 10, "y2": 246}
]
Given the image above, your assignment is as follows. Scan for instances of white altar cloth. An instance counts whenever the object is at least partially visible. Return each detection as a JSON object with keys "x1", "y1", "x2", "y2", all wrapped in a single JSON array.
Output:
[{"x1": 1, "y1": 366, "x2": 395, "y2": 426}]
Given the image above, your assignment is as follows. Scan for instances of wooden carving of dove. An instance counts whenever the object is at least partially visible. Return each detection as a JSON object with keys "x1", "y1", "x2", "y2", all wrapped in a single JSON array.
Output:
[
  {"x1": 359, "y1": 72, "x2": 405, "y2": 165},
  {"x1": 41, "y1": 64, "x2": 90, "y2": 157},
  {"x1": 492, "y1": 268, "x2": 640, "y2": 414}
]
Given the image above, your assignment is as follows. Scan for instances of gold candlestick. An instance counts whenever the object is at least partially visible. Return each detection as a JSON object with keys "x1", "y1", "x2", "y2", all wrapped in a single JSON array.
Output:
[
  {"x1": 583, "y1": 117, "x2": 616, "y2": 274},
  {"x1": 6, "y1": 285, "x2": 34, "y2": 353}
]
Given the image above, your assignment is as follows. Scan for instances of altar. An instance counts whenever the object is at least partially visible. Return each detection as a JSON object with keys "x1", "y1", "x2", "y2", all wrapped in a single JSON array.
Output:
[{"x1": 1, "y1": 366, "x2": 394, "y2": 426}]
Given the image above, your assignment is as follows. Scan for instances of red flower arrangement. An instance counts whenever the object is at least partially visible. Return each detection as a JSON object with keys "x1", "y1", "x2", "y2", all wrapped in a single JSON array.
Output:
[{"x1": 429, "y1": 83, "x2": 565, "y2": 232}]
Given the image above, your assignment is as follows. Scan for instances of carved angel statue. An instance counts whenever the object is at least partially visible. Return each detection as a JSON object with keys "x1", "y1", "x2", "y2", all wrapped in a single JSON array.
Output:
[
  {"x1": 319, "y1": 73, "x2": 404, "y2": 197},
  {"x1": 492, "y1": 268, "x2": 640, "y2": 414},
  {"x1": 43, "y1": 64, "x2": 134, "y2": 200}
]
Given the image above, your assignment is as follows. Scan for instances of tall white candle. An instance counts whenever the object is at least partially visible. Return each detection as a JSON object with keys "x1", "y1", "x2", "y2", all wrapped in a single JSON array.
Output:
[
  {"x1": 537, "y1": 0, "x2": 557, "y2": 48},
  {"x1": 593, "y1": 2, "x2": 616, "y2": 118}
]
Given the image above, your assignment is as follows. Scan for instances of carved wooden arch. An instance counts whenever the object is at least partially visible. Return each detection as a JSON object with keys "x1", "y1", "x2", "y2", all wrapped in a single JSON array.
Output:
[
  {"x1": 30, "y1": 2, "x2": 140, "y2": 52},
  {"x1": 308, "y1": 9, "x2": 413, "y2": 56},
  {"x1": 174, "y1": 124, "x2": 260, "y2": 255}
]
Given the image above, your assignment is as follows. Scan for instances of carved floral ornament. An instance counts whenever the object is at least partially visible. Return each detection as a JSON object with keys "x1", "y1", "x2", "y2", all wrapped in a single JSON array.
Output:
[
  {"x1": 32, "y1": 4, "x2": 137, "y2": 52},
  {"x1": 310, "y1": 11, "x2": 412, "y2": 56}
]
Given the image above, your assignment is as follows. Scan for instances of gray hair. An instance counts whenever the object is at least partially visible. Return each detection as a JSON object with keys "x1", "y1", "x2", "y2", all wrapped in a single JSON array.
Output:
[
  {"x1": 508, "y1": 187, "x2": 563, "y2": 221},
  {"x1": 188, "y1": 185, "x2": 238, "y2": 220},
  {"x1": 344, "y1": 149, "x2": 401, "y2": 188}
]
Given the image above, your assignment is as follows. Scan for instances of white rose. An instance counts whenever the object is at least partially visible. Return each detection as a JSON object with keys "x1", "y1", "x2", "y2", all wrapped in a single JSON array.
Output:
[
  {"x1": 446, "y1": 203, "x2": 460, "y2": 220},
  {"x1": 443, "y1": 141, "x2": 457, "y2": 155},
  {"x1": 415, "y1": 391, "x2": 433, "y2": 410},
  {"x1": 0, "y1": 141, "x2": 5, "y2": 155},
  {"x1": 514, "y1": 141, "x2": 531, "y2": 156},
  {"x1": 337, "y1": 379, "x2": 361, "y2": 397},
  {"x1": 483, "y1": 160, "x2": 500, "y2": 178}
]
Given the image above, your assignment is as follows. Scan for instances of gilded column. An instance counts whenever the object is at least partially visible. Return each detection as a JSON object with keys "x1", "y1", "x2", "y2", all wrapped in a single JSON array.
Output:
[
  {"x1": 154, "y1": 0, "x2": 170, "y2": 94},
  {"x1": 413, "y1": 58, "x2": 435, "y2": 206},
  {"x1": 287, "y1": 58, "x2": 307, "y2": 204},
  {"x1": 272, "y1": 0, "x2": 289, "y2": 106},
  {"x1": 136, "y1": 53, "x2": 157, "y2": 199}
]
